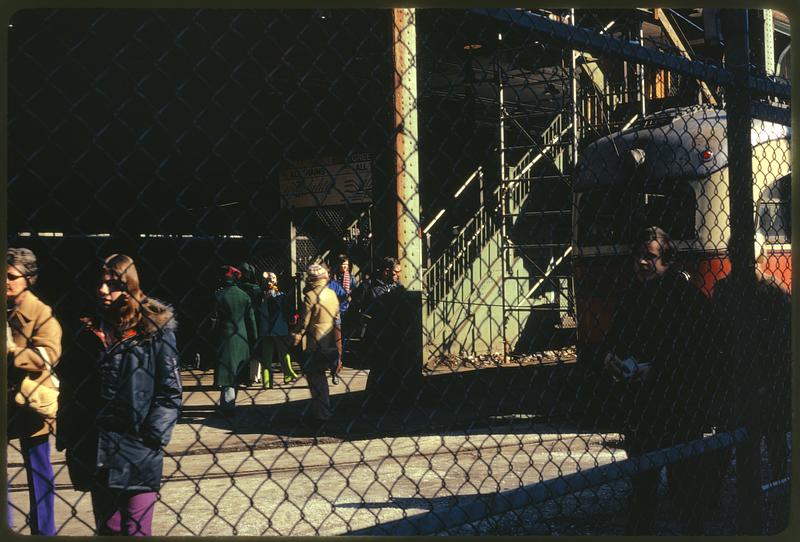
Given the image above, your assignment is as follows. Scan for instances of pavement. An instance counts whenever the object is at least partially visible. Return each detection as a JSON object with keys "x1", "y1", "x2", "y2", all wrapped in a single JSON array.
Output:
[
  {"x1": 7, "y1": 358, "x2": 787, "y2": 536},
  {"x1": 7, "y1": 359, "x2": 627, "y2": 536}
]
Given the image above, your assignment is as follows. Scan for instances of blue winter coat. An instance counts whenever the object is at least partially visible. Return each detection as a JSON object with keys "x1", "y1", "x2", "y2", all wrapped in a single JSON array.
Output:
[
  {"x1": 328, "y1": 280, "x2": 347, "y2": 316},
  {"x1": 56, "y1": 299, "x2": 182, "y2": 492},
  {"x1": 330, "y1": 272, "x2": 358, "y2": 313}
]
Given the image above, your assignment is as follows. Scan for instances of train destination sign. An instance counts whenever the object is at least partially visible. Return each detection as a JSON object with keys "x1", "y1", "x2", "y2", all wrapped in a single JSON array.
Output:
[{"x1": 279, "y1": 157, "x2": 373, "y2": 208}]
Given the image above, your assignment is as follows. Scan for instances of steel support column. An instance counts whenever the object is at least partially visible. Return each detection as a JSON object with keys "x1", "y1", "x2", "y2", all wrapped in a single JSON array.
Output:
[{"x1": 392, "y1": 8, "x2": 422, "y2": 292}]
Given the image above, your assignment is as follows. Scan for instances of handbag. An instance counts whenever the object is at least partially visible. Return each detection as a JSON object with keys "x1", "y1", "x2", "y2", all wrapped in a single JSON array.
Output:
[{"x1": 13, "y1": 346, "x2": 60, "y2": 419}]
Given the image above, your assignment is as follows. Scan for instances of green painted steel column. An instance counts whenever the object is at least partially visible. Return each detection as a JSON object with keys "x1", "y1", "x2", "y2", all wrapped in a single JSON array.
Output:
[
  {"x1": 392, "y1": 8, "x2": 422, "y2": 293},
  {"x1": 390, "y1": 8, "x2": 424, "y2": 382}
]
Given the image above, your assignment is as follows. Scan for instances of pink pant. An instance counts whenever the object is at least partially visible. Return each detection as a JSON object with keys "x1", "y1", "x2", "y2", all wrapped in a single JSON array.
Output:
[{"x1": 91, "y1": 489, "x2": 157, "y2": 536}]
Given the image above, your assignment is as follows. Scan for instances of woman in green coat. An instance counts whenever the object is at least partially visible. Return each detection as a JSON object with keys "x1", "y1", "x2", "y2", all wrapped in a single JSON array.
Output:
[{"x1": 212, "y1": 265, "x2": 256, "y2": 411}]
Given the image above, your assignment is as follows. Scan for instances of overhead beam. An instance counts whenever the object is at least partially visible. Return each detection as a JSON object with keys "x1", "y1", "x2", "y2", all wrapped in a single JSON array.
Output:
[
  {"x1": 653, "y1": 8, "x2": 718, "y2": 105},
  {"x1": 751, "y1": 101, "x2": 791, "y2": 126},
  {"x1": 469, "y1": 8, "x2": 790, "y2": 100}
]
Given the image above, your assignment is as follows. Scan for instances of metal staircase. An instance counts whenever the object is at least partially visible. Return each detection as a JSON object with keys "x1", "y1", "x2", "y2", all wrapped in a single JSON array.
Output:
[
  {"x1": 424, "y1": 111, "x2": 571, "y2": 306},
  {"x1": 422, "y1": 110, "x2": 575, "y2": 359},
  {"x1": 499, "y1": 108, "x2": 576, "y2": 354}
]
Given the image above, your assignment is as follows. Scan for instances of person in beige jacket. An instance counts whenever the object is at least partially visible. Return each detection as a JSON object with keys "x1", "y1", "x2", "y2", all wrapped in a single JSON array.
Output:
[
  {"x1": 6, "y1": 247, "x2": 62, "y2": 535},
  {"x1": 292, "y1": 263, "x2": 340, "y2": 422}
]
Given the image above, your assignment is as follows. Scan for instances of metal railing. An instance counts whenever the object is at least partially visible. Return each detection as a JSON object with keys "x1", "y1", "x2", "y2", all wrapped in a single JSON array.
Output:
[{"x1": 424, "y1": 111, "x2": 573, "y2": 308}]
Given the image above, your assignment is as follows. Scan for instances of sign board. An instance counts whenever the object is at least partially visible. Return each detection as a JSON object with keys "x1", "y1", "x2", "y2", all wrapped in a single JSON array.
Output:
[{"x1": 279, "y1": 154, "x2": 373, "y2": 208}]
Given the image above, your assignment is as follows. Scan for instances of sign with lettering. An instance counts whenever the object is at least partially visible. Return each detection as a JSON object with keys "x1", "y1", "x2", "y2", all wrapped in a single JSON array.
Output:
[{"x1": 279, "y1": 156, "x2": 373, "y2": 208}]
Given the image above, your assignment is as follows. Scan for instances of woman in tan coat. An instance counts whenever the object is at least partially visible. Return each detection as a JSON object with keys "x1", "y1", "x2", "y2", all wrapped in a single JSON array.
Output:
[
  {"x1": 292, "y1": 263, "x2": 340, "y2": 422},
  {"x1": 6, "y1": 247, "x2": 62, "y2": 535}
]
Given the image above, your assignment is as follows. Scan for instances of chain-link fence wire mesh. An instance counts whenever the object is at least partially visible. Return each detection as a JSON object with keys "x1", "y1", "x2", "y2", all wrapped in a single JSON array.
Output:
[{"x1": 4, "y1": 7, "x2": 791, "y2": 536}]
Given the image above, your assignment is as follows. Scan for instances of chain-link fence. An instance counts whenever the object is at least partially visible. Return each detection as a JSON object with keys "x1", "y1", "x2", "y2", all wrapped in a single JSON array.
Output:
[{"x1": 4, "y1": 7, "x2": 792, "y2": 536}]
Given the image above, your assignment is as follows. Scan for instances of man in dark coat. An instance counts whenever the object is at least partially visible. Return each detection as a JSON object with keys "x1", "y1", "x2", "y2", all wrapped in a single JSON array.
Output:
[
  {"x1": 212, "y1": 265, "x2": 257, "y2": 411},
  {"x1": 351, "y1": 257, "x2": 422, "y2": 410},
  {"x1": 712, "y1": 249, "x2": 791, "y2": 533},
  {"x1": 349, "y1": 256, "x2": 402, "y2": 335},
  {"x1": 602, "y1": 226, "x2": 716, "y2": 535}
]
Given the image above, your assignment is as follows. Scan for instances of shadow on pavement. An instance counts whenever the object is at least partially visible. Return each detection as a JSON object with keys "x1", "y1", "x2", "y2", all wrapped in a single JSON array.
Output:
[{"x1": 188, "y1": 362, "x2": 621, "y2": 441}]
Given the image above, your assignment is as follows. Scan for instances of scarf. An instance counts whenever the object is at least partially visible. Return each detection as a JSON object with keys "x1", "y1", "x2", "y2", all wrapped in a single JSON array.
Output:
[{"x1": 341, "y1": 272, "x2": 351, "y2": 294}]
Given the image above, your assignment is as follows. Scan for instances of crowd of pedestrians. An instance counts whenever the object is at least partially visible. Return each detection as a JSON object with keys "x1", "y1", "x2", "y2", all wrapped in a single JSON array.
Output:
[
  {"x1": 5, "y1": 231, "x2": 792, "y2": 535},
  {"x1": 208, "y1": 254, "x2": 405, "y2": 419},
  {"x1": 6, "y1": 247, "x2": 402, "y2": 535}
]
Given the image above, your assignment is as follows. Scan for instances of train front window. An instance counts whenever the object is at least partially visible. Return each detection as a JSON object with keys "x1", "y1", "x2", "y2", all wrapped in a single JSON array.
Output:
[
  {"x1": 758, "y1": 173, "x2": 791, "y2": 243},
  {"x1": 577, "y1": 184, "x2": 697, "y2": 245}
]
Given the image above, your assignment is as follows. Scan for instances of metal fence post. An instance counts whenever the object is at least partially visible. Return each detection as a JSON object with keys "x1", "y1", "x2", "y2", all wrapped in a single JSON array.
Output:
[
  {"x1": 723, "y1": 8, "x2": 762, "y2": 535},
  {"x1": 725, "y1": 10, "x2": 755, "y2": 288}
]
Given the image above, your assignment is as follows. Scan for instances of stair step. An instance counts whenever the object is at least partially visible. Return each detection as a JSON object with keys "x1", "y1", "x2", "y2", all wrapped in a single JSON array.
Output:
[
  {"x1": 502, "y1": 175, "x2": 571, "y2": 183},
  {"x1": 503, "y1": 275, "x2": 572, "y2": 280},
  {"x1": 505, "y1": 110, "x2": 565, "y2": 120},
  {"x1": 503, "y1": 242, "x2": 571, "y2": 249},
  {"x1": 504, "y1": 210, "x2": 572, "y2": 217},
  {"x1": 504, "y1": 305, "x2": 574, "y2": 312}
]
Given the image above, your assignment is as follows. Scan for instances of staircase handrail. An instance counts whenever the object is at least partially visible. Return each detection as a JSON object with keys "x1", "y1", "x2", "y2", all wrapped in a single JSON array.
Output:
[{"x1": 424, "y1": 111, "x2": 572, "y2": 303}]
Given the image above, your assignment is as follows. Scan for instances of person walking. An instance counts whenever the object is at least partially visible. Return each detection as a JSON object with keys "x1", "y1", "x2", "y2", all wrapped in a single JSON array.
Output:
[
  {"x1": 292, "y1": 264, "x2": 340, "y2": 422},
  {"x1": 238, "y1": 262, "x2": 263, "y2": 385},
  {"x1": 6, "y1": 247, "x2": 62, "y2": 535},
  {"x1": 257, "y1": 272, "x2": 299, "y2": 389},
  {"x1": 56, "y1": 254, "x2": 181, "y2": 536},
  {"x1": 211, "y1": 265, "x2": 256, "y2": 411}
]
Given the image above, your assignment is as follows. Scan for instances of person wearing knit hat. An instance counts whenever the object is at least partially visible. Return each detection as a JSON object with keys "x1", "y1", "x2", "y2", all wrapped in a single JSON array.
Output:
[
  {"x1": 212, "y1": 264, "x2": 256, "y2": 412},
  {"x1": 255, "y1": 271, "x2": 298, "y2": 389},
  {"x1": 292, "y1": 263, "x2": 340, "y2": 422},
  {"x1": 305, "y1": 263, "x2": 327, "y2": 281}
]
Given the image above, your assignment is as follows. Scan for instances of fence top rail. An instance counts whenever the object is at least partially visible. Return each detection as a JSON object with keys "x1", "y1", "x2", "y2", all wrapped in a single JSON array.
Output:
[{"x1": 470, "y1": 8, "x2": 791, "y2": 100}]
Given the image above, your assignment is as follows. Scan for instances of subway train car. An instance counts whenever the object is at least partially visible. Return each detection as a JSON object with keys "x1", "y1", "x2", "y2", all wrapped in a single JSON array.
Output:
[{"x1": 572, "y1": 106, "x2": 791, "y2": 366}]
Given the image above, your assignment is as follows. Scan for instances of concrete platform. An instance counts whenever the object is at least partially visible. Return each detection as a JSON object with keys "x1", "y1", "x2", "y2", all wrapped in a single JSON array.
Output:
[{"x1": 7, "y1": 361, "x2": 628, "y2": 536}]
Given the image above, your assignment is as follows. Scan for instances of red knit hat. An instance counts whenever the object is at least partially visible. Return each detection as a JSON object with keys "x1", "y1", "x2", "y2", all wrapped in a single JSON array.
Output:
[{"x1": 221, "y1": 265, "x2": 242, "y2": 280}]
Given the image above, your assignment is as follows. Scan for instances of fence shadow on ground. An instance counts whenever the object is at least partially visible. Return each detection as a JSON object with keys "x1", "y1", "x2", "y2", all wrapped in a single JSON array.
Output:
[{"x1": 188, "y1": 362, "x2": 621, "y2": 441}]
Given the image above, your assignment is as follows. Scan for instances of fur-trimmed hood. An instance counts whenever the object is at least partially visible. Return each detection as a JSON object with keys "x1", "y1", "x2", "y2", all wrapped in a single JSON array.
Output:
[
  {"x1": 139, "y1": 296, "x2": 177, "y2": 336},
  {"x1": 80, "y1": 296, "x2": 177, "y2": 339}
]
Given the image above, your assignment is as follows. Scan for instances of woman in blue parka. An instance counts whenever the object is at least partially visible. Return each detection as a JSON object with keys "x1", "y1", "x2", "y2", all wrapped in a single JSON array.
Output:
[{"x1": 56, "y1": 254, "x2": 182, "y2": 536}]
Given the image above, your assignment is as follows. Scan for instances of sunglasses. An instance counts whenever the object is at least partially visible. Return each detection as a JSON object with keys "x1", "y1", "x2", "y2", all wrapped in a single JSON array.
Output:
[
  {"x1": 100, "y1": 279, "x2": 126, "y2": 292},
  {"x1": 7, "y1": 273, "x2": 25, "y2": 281}
]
